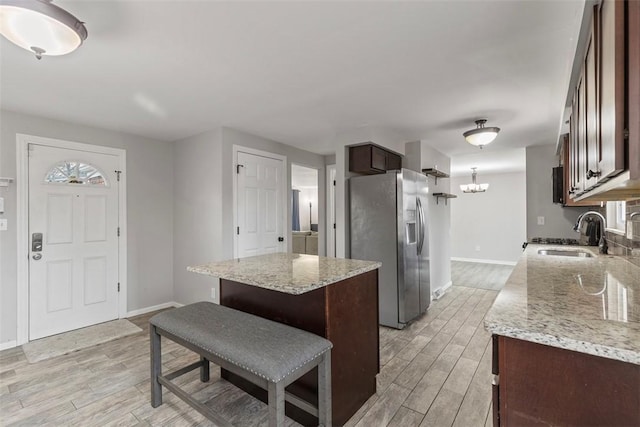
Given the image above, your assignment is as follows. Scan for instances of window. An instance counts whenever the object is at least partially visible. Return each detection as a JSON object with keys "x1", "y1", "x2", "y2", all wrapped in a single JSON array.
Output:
[
  {"x1": 606, "y1": 201, "x2": 626, "y2": 233},
  {"x1": 44, "y1": 161, "x2": 107, "y2": 186}
]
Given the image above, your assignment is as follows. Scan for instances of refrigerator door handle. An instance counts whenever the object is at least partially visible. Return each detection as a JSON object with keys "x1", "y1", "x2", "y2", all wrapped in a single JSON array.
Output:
[{"x1": 417, "y1": 198, "x2": 425, "y2": 255}]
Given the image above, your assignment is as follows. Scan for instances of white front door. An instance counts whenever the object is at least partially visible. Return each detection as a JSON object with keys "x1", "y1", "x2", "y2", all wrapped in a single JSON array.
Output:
[
  {"x1": 236, "y1": 150, "x2": 285, "y2": 258},
  {"x1": 28, "y1": 144, "x2": 120, "y2": 340}
]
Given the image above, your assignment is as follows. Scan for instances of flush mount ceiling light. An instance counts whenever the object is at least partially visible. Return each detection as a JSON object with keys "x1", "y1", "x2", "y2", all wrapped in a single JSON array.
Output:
[
  {"x1": 463, "y1": 119, "x2": 500, "y2": 149},
  {"x1": 0, "y1": 0, "x2": 87, "y2": 60},
  {"x1": 460, "y1": 167, "x2": 489, "y2": 193}
]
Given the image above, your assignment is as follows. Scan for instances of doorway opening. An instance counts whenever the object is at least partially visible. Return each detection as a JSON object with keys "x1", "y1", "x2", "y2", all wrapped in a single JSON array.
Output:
[{"x1": 291, "y1": 164, "x2": 319, "y2": 255}]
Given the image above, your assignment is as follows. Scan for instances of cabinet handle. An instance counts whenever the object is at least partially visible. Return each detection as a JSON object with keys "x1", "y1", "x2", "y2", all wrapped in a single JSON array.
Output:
[{"x1": 586, "y1": 169, "x2": 601, "y2": 179}]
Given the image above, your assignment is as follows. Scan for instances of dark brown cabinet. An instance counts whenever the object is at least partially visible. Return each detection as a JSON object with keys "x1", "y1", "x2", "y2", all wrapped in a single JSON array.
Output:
[
  {"x1": 568, "y1": 0, "x2": 640, "y2": 201},
  {"x1": 349, "y1": 143, "x2": 402, "y2": 175},
  {"x1": 492, "y1": 335, "x2": 640, "y2": 427}
]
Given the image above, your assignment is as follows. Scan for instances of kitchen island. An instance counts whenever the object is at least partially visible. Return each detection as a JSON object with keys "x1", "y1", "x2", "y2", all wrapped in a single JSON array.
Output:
[
  {"x1": 188, "y1": 253, "x2": 381, "y2": 426},
  {"x1": 485, "y1": 245, "x2": 640, "y2": 426}
]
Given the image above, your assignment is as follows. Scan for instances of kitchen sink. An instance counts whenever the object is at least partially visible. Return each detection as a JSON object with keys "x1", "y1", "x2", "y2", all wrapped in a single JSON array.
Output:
[{"x1": 537, "y1": 249, "x2": 593, "y2": 258}]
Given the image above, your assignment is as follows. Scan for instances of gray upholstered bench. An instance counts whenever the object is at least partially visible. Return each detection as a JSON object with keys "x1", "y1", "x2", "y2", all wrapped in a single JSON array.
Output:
[{"x1": 149, "y1": 302, "x2": 332, "y2": 427}]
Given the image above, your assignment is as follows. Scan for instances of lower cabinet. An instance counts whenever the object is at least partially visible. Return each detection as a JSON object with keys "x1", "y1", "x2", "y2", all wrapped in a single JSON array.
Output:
[{"x1": 492, "y1": 335, "x2": 640, "y2": 427}]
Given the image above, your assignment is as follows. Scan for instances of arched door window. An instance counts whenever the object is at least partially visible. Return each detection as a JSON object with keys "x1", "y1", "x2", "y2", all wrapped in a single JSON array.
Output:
[{"x1": 44, "y1": 161, "x2": 108, "y2": 186}]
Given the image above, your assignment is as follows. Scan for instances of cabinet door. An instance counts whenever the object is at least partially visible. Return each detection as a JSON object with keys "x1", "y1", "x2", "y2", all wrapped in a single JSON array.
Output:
[
  {"x1": 584, "y1": 16, "x2": 600, "y2": 190},
  {"x1": 577, "y1": 69, "x2": 588, "y2": 193},
  {"x1": 598, "y1": 0, "x2": 625, "y2": 180},
  {"x1": 370, "y1": 146, "x2": 387, "y2": 171}
]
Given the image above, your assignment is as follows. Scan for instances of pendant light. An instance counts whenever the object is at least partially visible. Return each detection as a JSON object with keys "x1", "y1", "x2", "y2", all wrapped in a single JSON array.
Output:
[
  {"x1": 0, "y1": 0, "x2": 88, "y2": 60},
  {"x1": 460, "y1": 168, "x2": 489, "y2": 193},
  {"x1": 463, "y1": 119, "x2": 500, "y2": 149}
]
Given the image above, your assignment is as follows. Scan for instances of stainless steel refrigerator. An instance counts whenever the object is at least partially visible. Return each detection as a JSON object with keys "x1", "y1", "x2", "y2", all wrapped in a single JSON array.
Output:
[{"x1": 350, "y1": 169, "x2": 430, "y2": 329}]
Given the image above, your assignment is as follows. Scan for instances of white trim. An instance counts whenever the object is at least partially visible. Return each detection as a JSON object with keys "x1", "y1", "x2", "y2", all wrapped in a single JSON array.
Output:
[
  {"x1": 0, "y1": 340, "x2": 18, "y2": 351},
  {"x1": 432, "y1": 281, "x2": 453, "y2": 300},
  {"x1": 232, "y1": 145, "x2": 287, "y2": 258},
  {"x1": 451, "y1": 257, "x2": 517, "y2": 266},
  {"x1": 126, "y1": 302, "x2": 181, "y2": 318},
  {"x1": 16, "y1": 134, "x2": 127, "y2": 345}
]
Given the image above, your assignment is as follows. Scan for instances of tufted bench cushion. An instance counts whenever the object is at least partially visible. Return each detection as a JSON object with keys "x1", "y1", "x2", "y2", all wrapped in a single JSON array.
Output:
[
  {"x1": 150, "y1": 302, "x2": 332, "y2": 383},
  {"x1": 149, "y1": 301, "x2": 333, "y2": 427}
]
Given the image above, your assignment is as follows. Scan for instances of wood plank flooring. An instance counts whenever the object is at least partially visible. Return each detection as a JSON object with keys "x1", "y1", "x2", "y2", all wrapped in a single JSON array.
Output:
[
  {"x1": 1, "y1": 264, "x2": 504, "y2": 426},
  {"x1": 451, "y1": 261, "x2": 514, "y2": 291}
]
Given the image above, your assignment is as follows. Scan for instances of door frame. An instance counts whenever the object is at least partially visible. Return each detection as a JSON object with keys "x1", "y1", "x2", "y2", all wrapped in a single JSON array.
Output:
[
  {"x1": 16, "y1": 134, "x2": 127, "y2": 345},
  {"x1": 326, "y1": 164, "x2": 336, "y2": 257},
  {"x1": 232, "y1": 145, "x2": 287, "y2": 258}
]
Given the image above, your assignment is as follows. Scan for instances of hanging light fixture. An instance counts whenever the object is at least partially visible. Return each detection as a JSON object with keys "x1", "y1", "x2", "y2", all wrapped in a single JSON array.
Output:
[
  {"x1": 460, "y1": 167, "x2": 489, "y2": 193},
  {"x1": 0, "y1": 0, "x2": 88, "y2": 60},
  {"x1": 463, "y1": 119, "x2": 500, "y2": 149}
]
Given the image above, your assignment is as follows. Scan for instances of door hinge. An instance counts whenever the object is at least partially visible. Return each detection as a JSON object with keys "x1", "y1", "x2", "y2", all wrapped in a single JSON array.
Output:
[
  {"x1": 237, "y1": 226, "x2": 240, "y2": 235},
  {"x1": 236, "y1": 164, "x2": 244, "y2": 174},
  {"x1": 333, "y1": 223, "x2": 336, "y2": 229},
  {"x1": 117, "y1": 282, "x2": 120, "y2": 292},
  {"x1": 117, "y1": 227, "x2": 120, "y2": 237},
  {"x1": 624, "y1": 128, "x2": 629, "y2": 139},
  {"x1": 333, "y1": 180, "x2": 336, "y2": 186},
  {"x1": 114, "y1": 170, "x2": 122, "y2": 182}
]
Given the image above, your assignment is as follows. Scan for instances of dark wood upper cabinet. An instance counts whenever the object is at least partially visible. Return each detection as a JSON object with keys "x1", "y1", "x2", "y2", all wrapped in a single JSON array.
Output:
[
  {"x1": 567, "y1": 0, "x2": 640, "y2": 201},
  {"x1": 597, "y1": 0, "x2": 626, "y2": 182},
  {"x1": 349, "y1": 144, "x2": 402, "y2": 175}
]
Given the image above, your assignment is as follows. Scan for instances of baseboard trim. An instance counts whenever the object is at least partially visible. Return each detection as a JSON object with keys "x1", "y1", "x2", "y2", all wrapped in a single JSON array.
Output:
[
  {"x1": 432, "y1": 281, "x2": 453, "y2": 300},
  {"x1": 451, "y1": 257, "x2": 517, "y2": 266},
  {"x1": 0, "y1": 340, "x2": 18, "y2": 351},
  {"x1": 126, "y1": 302, "x2": 181, "y2": 318}
]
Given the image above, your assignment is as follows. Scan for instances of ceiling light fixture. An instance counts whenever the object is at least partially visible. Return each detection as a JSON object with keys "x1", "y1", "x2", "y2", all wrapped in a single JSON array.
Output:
[
  {"x1": 460, "y1": 167, "x2": 489, "y2": 193},
  {"x1": 0, "y1": 0, "x2": 87, "y2": 60},
  {"x1": 463, "y1": 119, "x2": 500, "y2": 149}
]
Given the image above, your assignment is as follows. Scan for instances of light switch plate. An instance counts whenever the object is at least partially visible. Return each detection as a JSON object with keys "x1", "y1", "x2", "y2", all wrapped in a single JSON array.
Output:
[
  {"x1": 537, "y1": 216, "x2": 545, "y2": 225},
  {"x1": 0, "y1": 219, "x2": 7, "y2": 231},
  {"x1": 0, "y1": 197, "x2": 4, "y2": 213}
]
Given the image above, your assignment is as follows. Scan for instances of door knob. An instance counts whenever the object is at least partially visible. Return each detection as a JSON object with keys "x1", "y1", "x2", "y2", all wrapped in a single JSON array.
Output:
[
  {"x1": 32, "y1": 253, "x2": 42, "y2": 260},
  {"x1": 278, "y1": 237, "x2": 284, "y2": 242}
]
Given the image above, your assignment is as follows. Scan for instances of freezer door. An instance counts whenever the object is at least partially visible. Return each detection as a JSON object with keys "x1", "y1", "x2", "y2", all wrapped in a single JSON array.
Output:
[
  {"x1": 349, "y1": 172, "x2": 399, "y2": 328},
  {"x1": 398, "y1": 169, "x2": 421, "y2": 324},
  {"x1": 417, "y1": 172, "x2": 431, "y2": 313}
]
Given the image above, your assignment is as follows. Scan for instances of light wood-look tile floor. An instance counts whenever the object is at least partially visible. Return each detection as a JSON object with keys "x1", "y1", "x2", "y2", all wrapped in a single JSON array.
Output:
[{"x1": 1, "y1": 281, "x2": 500, "y2": 426}]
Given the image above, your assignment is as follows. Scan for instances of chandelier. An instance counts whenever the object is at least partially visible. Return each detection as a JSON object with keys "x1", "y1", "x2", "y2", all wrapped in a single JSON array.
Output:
[
  {"x1": 460, "y1": 168, "x2": 489, "y2": 193},
  {"x1": 0, "y1": 0, "x2": 88, "y2": 60},
  {"x1": 463, "y1": 119, "x2": 500, "y2": 149}
]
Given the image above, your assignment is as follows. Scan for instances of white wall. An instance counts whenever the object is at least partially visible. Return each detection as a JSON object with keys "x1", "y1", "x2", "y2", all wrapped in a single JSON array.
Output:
[
  {"x1": 172, "y1": 127, "x2": 326, "y2": 306},
  {"x1": 526, "y1": 145, "x2": 591, "y2": 239},
  {"x1": 451, "y1": 171, "x2": 527, "y2": 264},
  {"x1": 406, "y1": 142, "x2": 453, "y2": 295},
  {"x1": 0, "y1": 110, "x2": 174, "y2": 346},
  {"x1": 172, "y1": 129, "x2": 224, "y2": 305}
]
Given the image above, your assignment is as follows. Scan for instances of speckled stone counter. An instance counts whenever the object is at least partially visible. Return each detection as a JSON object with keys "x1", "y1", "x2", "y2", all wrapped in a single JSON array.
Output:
[
  {"x1": 188, "y1": 253, "x2": 381, "y2": 295},
  {"x1": 485, "y1": 244, "x2": 640, "y2": 364}
]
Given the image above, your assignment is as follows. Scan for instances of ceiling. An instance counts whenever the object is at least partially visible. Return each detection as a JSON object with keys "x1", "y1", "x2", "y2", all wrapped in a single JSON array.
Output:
[{"x1": 0, "y1": 1, "x2": 585, "y2": 172}]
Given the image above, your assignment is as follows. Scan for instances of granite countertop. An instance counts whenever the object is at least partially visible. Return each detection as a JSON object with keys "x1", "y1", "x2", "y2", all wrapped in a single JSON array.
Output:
[
  {"x1": 485, "y1": 245, "x2": 640, "y2": 365},
  {"x1": 188, "y1": 253, "x2": 381, "y2": 295}
]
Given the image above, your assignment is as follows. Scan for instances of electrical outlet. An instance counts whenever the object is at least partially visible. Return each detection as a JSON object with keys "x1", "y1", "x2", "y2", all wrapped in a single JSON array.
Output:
[
  {"x1": 475, "y1": 245, "x2": 481, "y2": 252},
  {"x1": 211, "y1": 287, "x2": 216, "y2": 299},
  {"x1": 0, "y1": 218, "x2": 7, "y2": 231},
  {"x1": 537, "y1": 216, "x2": 545, "y2": 225}
]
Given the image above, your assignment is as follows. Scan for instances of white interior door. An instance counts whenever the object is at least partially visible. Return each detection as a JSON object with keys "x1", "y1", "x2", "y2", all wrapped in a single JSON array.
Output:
[
  {"x1": 236, "y1": 151, "x2": 285, "y2": 258},
  {"x1": 28, "y1": 144, "x2": 120, "y2": 340}
]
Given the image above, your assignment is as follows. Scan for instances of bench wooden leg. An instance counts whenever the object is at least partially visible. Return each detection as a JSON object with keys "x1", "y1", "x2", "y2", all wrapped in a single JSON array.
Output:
[
  {"x1": 200, "y1": 356, "x2": 210, "y2": 382},
  {"x1": 150, "y1": 325, "x2": 162, "y2": 408},
  {"x1": 318, "y1": 352, "x2": 332, "y2": 427},
  {"x1": 268, "y1": 380, "x2": 285, "y2": 427}
]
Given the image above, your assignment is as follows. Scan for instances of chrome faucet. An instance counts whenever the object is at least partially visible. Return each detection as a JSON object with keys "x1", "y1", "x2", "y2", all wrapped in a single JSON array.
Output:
[{"x1": 573, "y1": 211, "x2": 608, "y2": 254}]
